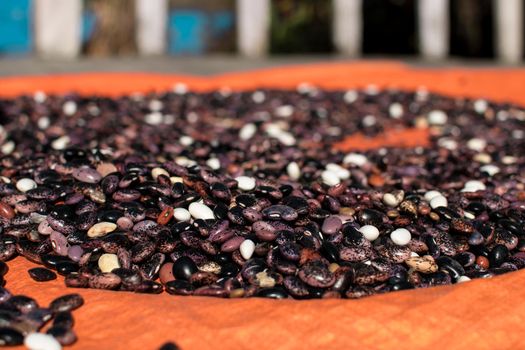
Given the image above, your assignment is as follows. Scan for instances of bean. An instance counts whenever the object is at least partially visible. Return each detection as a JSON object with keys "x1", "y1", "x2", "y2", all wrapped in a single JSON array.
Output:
[
  {"x1": 28, "y1": 268, "x2": 57, "y2": 282},
  {"x1": 49, "y1": 294, "x2": 84, "y2": 313}
]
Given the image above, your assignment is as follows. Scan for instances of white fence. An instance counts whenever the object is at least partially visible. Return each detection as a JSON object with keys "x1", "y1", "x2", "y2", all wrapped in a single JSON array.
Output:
[{"x1": 35, "y1": 0, "x2": 523, "y2": 62}]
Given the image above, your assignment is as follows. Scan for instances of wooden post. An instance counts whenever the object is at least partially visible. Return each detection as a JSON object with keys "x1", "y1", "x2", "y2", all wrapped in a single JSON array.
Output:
[
  {"x1": 35, "y1": 0, "x2": 82, "y2": 58},
  {"x1": 333, "y1": 0, "x2": 362, "y2": 56},
  {"x1": 494, "y1": 0, "x2": 523, "y2": 63},
  {"x1": 237, "y1": 0, "x2": 270, "y2": 57},
  {"x1": 135, "y1": 0, "x2": 168, "y2": 55},
  {"x1": 418, "y1": 0, "x2": 449, "y2": 60}
]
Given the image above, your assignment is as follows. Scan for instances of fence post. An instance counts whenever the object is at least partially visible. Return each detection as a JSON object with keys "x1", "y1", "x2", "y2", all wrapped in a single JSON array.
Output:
[
  {"x1": 333, "y1": 0, "x2": 362, "y2": 56},
  {"x1": 494, "y1": 0, "x2": 523, "y2": 63},
  {"x1": 418, "y1": 0, "x2": 449, "y2": 60},
  {"x1": 35, "y1": 0, "x2": 82, "y2": 58},
  {"x1": 135, "y1": 0, "x2": 168, "y2": 55},
  {"x1": 237, "y1": 0, "x2": 270, "y2": 57}
]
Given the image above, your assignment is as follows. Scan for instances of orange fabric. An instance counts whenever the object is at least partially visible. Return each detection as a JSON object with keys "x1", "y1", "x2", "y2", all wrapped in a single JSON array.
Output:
[
  {"x1": 333, "y1": 128, "x2": 430, "y2": 151},
  {"x1": 1, "y1": 61, "x2": 525, "y2": 350}
]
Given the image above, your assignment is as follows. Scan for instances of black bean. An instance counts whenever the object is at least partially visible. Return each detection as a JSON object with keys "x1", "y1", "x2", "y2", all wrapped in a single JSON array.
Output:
[
  {"x1": 390, "y1": 282, "x2": 414, "y2": 291},
  {"x1": 262, "y1": 205, "x2": 298, "y2": 221},
  {"x1": 0, "y1": 287, "x2": 11, "y2": 303},
  {"x1": 256, "y1": 287, "x2": 288, "y2": 299},
  {"x1": 47, "y1": 326, "x2": 78, "y2": 346},
  {"x1": 53, "y1": 311, "x2": 75, "y2": 328},
  {"x1": 134, "y1": 280, "x2": 164, "y2": 294},
  {"x1": 489, "y1": 244, "x2": 509, "y2": 267},
  {"x1": 50, "y1": 205, "x2": 76, "y2": 221},
  {"x1": 26, "y1": 307, "x2": 54, "y2": 329},
  {"x1": 455, "y1": 252, "x2": 476, "y2": 267},
  {"x1": 220, "y1": 263, "x2": 240, "y2": 278},
  {"x1": 0, "y1": 328, "x2": 24, "y2": 346},
  {"x1": 433, "y1": 207, "x2": 460, "y2": 221},
  {"x1": 320, "y1": 241, "x2": 339, "y2": 262},
  {"x1": 165, "y1": 280, "x2": 194, "y2": 296},
  {"x1": 49, "y1": 293, "x2": 84, "y2": 313},
  {"x1": 159, "y1": 342, "x2": 181, "y2": 350},
  {"x1": 172, "y1": 256, "x2": 198, "y2": 281},
  {"x1": 28, "y1": 267, "x2": 57, "y2": 282},
  {"x1": 281, "y1": 196, "x2": 308, "y2": 215},
  {"x1": 55, "y1": 261, "x2": 80, "y2": 276},
  {"x1": 7, "y1": 295, "x2": 38, "y2": 314},
  {"x1": 357, "y1": 209, "x2": 385, "y2": 226},
  {"x1": 0, "y1": 262, "x2": 7, "y2": 276},
  {"x1": 465, "y1": 202, "x2": 485, "y2": 216},
  {"x1": 468, "y1": 231, "x2": 484, "y2": 246},
  {"x1": 436, "y1": 256, "x2": 465, "y2": 281}
]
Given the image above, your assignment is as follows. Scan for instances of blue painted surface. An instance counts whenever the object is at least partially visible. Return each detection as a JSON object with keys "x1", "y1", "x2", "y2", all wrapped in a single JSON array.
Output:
[
  {"x1": 0, "y1": 0, "x2": 32, "y2": 55},
  {"x1": 82, "y1": 10, "x2": 97, "y2": 44},
  {"x1": 210, "y1": 11, "x2": 234, "y2": 38},
  {"x1": 169, "y1": 10, "x2": 207, "y2": 55},
  {"x1": 168, "y1": 9, "x2": 234, "y2": 55}
]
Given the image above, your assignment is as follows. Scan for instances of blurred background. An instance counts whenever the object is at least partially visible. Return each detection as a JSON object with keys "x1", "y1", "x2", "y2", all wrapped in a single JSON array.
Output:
[{"x1": 0, "y1": 0, "x2": 522, "y2": 75}]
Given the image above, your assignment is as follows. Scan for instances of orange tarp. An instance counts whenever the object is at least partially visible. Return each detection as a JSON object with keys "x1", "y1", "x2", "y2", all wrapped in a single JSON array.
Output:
[{"x1": 1, "y1": 62, "x2": 524, "y2": 350}]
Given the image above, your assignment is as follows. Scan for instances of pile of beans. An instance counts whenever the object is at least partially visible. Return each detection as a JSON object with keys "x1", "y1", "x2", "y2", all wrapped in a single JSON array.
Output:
[
  {"x1": 0, "y1": 260, "x2": 82, "y2": 349},
  {"x1": 0, "y1": 85, "x2": 524, "y2": 346}
]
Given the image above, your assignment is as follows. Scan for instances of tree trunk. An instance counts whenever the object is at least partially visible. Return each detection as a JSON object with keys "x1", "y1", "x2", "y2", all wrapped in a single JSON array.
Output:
[{"x1": 85, "y1": 0, "x2": 137, "y2": 56}]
